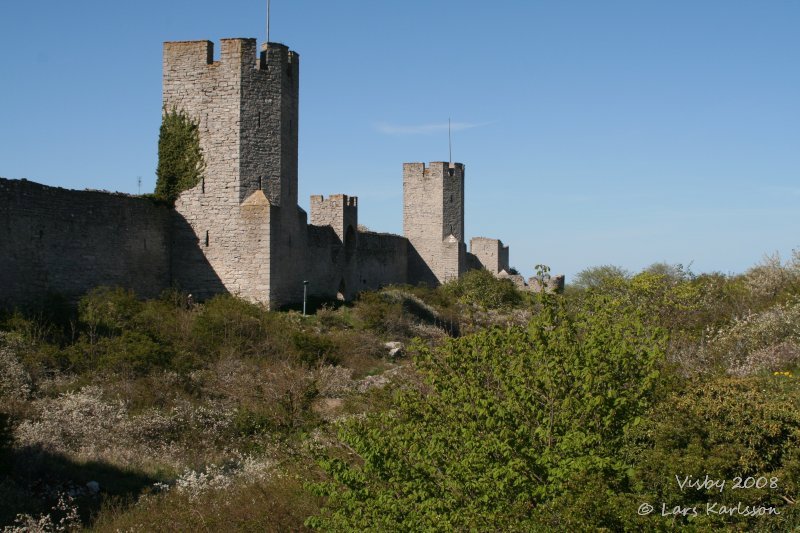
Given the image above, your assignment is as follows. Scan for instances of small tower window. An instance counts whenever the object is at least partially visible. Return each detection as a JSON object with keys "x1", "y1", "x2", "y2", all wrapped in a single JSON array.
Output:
[
  {"x1": 205, "y1": 231, "x2": 209, "y2": 247},
  {"x1": 201, "y1": 177, "x2": 205, "y2": 194}
]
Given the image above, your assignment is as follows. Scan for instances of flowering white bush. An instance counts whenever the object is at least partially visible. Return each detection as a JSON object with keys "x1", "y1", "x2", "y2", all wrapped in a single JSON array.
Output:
[
  {"x1": 706, "y1": 300, "x2": 800, "y2": 375},
  {"x1": 0, "y1": 333, "x2": 32, "y2": 403},
  {"x1": 314, "y1": 365, "x2": 354, "y2": 397},
  {"x1": 728, "y1": 340, "x2": 800, "y2": 377},
  {"x1": 744, "y1": 251, "x2": 800, "y2": 300},
  {"x1": 2, "y1": 494, "x2": 80, "y2": 533},
  {"x1": 170, "y1": 452, "x2": 276, "y2": 500},
  {"x1": 14, "y1": 385, "x2": 235, "y2": 468},
  {"x1": 15, "y1": 386, "x2": 125, "y2": 456}
]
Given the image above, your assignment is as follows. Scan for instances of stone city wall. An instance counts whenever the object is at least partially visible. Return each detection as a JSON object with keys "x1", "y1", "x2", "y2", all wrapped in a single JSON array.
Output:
[{"x1": 0, "y1": 178, "x2": 171, "y2": 306}]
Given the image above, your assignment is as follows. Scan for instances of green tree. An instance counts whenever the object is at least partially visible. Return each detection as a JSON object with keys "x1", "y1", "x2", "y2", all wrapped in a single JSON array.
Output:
[
  {"x1": 308, "y1": 292, "x2": 665, "y2": 531},
  {"x1": 155, "y1": 107, "x2": 205, "y2": 203},
  {"x1": 571, "y1": 264, "x2": 631, "y2": 290}
]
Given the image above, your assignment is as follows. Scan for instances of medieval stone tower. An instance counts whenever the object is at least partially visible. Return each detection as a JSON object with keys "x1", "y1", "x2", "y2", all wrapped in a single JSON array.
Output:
[
  {"x1": 163, "y1": 38, "x2": 306, "y2": 306},
  {"x1": 403, "y1": 162, "x2": 466, "y2": 285}
]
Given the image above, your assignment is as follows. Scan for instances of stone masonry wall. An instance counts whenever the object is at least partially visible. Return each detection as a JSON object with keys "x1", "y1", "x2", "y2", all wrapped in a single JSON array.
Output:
[
  {"x1": 355, "y1": 231, "x2": 408, "y2": 291},
  {"x1": 0, "y1": 178, "x2": 171, "y2": 306}
]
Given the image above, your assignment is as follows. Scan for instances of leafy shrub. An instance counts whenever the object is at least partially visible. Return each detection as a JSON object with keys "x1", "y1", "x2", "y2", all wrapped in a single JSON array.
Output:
[
  {"x1": 625, "y1": 375, "x2": 800, "y2": 530},
  {"x1": 442, "y1": 268, "x2": 523, "y2": 310},
  {"x1": 78, "y1": 287, "x2": 142, "y2": 341},
  {"x1": 309, "y1": 293, "x2": 665, "y2": 530},
  {"x1": 191, "y1": 295, "x2": 279, "y2": 359},
  {"x1": 291, "y1": 331, "x2": 338, "y2": 366},
  {"x1": 88, "y1": 331, "x2": 173, "y2": 376},
  {"x1": 232, "y1": 362, "x2": 319, "y2": 433},
  {"x1": 350, "y1": 291, "x2": 412, "y2": 337}
]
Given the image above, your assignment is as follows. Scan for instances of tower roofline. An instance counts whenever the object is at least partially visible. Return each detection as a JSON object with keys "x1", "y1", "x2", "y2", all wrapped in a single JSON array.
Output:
[{"x1": 403, "y1": 161, "x2": 464, "y2": 169}]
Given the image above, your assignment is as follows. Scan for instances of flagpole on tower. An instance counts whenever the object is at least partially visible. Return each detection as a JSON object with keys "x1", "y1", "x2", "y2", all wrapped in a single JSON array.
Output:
[
  {"x1": 448, "y1": 117, "x2": 452, "y2": 165},
  {"x1": 267, "y1": 0, "x2": 271, "y2": 44}
]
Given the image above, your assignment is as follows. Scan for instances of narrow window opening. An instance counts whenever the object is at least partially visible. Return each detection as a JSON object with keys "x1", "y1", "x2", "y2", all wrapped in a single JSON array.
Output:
[
  {"x1": 201, "y1": 177, "x2": 205, "y2": 194},
  {"x1": 448, "y1": 168, "x2": 454, "y2": 177},
  {"x1": 259, "y1": 176, "x2": 263, "y2": 190},
  {"x1": 205, "y1": 231, "x2": 209, "y2": 247},
  {"x1": 258, "y1": 112, "x2": 261, "y2": 128}
]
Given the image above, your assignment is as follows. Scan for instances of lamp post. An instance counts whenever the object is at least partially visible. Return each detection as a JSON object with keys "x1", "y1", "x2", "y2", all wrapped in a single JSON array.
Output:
[{"x1": 302, "y1": 280, "x2": 309, "y2": 316}]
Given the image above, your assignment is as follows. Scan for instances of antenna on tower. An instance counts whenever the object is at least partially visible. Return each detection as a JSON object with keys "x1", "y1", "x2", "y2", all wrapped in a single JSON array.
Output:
[
  {"x1": 448, "y1": 117, "x2": 452, "y2": 165},
  {"x1": 266, "y1": 0, "x2": 271, "y2": 44}
]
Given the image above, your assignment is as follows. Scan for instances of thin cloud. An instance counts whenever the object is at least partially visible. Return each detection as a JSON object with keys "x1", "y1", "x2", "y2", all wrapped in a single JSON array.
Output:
[{"x1": 375, "y1": 121, "x2": 490, "y2": 135}]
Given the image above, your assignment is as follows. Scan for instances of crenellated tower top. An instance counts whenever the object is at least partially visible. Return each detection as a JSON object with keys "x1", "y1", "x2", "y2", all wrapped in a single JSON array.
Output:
[{"x1": 162, "y1": 38, "x2": 299, "y2": 208}]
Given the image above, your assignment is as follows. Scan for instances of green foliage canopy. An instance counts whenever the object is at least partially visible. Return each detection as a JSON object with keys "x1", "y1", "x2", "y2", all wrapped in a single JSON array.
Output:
[{"x1": 155, "y1": 107, "x2": 205, "y2": 203}]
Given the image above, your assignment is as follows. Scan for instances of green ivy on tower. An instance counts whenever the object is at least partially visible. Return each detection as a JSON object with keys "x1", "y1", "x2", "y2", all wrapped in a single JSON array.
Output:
[{"x1": 155, "y1": 107, "x2": 205, "y2": 203}]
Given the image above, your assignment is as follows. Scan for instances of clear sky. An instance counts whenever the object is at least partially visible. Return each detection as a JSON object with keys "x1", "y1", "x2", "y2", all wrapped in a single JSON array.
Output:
[{"x1": 1, "y1": 1, "x2": 798, "y2": 281}]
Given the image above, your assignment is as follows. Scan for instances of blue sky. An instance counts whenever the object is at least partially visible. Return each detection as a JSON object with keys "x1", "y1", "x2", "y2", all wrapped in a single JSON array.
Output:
[{"x1": 1, "y1": 1, "x2": 798, "y2": 280}]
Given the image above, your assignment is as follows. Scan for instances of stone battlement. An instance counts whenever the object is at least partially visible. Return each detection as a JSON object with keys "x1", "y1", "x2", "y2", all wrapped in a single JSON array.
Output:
[
  {"x1": 310, "y1": 194, "x2": 358, "y2": 208},
  {"x1": 163, "y1": 39, "x2": 297, "y2": 72},
  {"x1": 403, "y1": 161, "x2": 465, "y2": 179}
]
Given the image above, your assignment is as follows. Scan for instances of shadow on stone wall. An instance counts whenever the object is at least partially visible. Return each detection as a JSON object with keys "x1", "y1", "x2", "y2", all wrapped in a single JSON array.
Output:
[
  {"x1": 406, "y1": 245, "x2": 438, "y2": 287},
  {"x1": 170, "y1": 212, "x2": 227, "y2": 302}
]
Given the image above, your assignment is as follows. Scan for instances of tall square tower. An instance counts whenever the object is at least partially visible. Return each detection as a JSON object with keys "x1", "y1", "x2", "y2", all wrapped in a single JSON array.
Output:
[
  {"x1": 403, "y1": 162, "x2": 466, "y2": 285},
  {"x1": 163, "y1": 38, "x2": 303, "y2": 306}
]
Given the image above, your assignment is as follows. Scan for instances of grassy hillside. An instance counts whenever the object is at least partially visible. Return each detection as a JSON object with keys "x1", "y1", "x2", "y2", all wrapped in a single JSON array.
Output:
[{"x1": 1, "y1": 257, "x2": 799, "y2": 531}]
